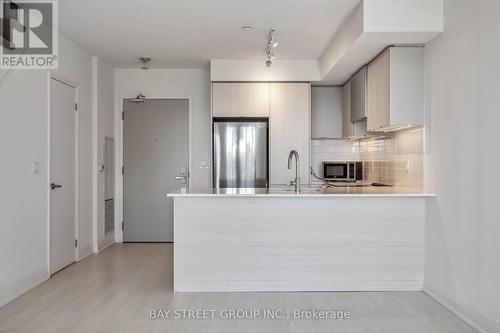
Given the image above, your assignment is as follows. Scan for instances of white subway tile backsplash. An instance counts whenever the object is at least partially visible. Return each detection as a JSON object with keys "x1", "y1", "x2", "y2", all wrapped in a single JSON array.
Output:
[
  {"x1": 310, "y1": 128, "x2": 424, "y2": 191},
  {"x1": 310, "y1": 139, "x2": 359, "y2": 178},
  {"x1": 360, "y1": 128, "x2": 423, "y2": 190}
]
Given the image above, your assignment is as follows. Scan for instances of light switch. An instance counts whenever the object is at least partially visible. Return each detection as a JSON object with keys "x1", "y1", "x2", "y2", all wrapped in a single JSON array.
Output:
[{"x1": 199, "y1": 161, "x2": 211, "y2": 169}]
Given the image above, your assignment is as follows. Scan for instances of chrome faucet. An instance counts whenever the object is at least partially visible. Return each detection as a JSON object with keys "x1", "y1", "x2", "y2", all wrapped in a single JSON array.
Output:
[{"x1": 287, "y1": 150, "x2": 300, "y2": 193}]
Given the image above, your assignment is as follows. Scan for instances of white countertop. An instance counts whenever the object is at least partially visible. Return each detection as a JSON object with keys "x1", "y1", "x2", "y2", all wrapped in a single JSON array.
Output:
[{"x1": 167, "y1": 186, "x2": 435, "y2": 197}]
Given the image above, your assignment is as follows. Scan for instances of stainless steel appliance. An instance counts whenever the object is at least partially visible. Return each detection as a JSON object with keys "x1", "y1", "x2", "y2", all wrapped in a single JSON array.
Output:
[
  {"x1": 322, "y1": 161, "x2": 363, "y2": 181},
  {"x1": 213, "y1": 118, "x2": 268, "y2": 188}
]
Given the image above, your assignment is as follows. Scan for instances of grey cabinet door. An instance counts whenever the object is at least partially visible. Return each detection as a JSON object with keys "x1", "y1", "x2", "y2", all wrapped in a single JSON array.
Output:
[
  {"x1": 311, "y1": 86, "x2": 342, "y2": 139},
  {"x1": 367, "y1": 49, "x2": 390, "y2": 131},
  {"x1": 342, "y1": 81, "x2": 353, "y2": 137},
  {"x1": 367, "y1": 47, "x2": 424, "y2": 131},
  {"x1": 270, "y1": 83, "x2": 310, "y2": 186},
  {"x1": 350, "y1": 66, "x2": 367, "y2": 122},
  {"x1": 212, "y1": 83, "x2": 270, "y2": 117}
]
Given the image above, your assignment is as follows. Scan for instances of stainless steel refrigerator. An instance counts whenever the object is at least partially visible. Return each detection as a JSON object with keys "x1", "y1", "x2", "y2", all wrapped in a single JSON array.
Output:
[{"x1": 213, "y1": 118, "x2": 269, "y2": 188}]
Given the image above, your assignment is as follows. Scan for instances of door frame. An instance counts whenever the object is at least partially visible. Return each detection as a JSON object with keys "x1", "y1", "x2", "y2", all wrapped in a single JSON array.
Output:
[
  {"x1": 47, "y1": 74, "x2": 80, "y2": 274},
  {"x1": 116, "y1": 96, "x2": 192, "y2": 243}
]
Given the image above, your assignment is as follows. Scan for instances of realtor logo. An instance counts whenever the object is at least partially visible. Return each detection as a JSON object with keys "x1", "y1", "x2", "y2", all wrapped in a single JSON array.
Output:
[{"x1": 1, "y1": 0, "x2": 58, "y2": 69}]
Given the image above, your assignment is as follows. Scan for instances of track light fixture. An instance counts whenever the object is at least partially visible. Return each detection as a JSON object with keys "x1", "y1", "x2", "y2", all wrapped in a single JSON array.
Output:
[{"x1": 266, "y1": 28, "x2": 278, "y2": 67}]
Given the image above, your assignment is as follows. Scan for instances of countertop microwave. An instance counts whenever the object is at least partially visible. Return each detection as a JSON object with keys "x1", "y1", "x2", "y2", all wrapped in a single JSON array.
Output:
[{"x1": 322, "y1": 161, "x2": 363, "y2": 181}]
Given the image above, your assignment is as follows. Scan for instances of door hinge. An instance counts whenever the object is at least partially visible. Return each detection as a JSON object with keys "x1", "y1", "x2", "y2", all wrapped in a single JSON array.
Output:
[
  {"x1": 122, "y1": 221, "x2": 124, "y2": 231},
  {"x1": 122, "y1": 111, "x2": 124, "y2": 120},
  {"x1": 75, "y1": 239, "x2": 78, "y2": 248},
  {"x1": 121, "y1": 166, "x2": 124, "y2": 175},
  {"x1": 75, "y1": 103, "x2": 78, "y2": 111}
]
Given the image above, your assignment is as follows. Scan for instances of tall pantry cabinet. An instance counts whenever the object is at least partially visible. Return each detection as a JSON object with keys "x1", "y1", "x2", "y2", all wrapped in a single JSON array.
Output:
[{"x1": 212, "y1": 82, "x2": 310, "y2": 186}]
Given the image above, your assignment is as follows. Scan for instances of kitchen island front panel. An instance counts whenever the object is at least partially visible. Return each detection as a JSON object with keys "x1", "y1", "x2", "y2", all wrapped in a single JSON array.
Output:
[{"x1": 173, "y1": 196, "x2": 425, "y2": 292}]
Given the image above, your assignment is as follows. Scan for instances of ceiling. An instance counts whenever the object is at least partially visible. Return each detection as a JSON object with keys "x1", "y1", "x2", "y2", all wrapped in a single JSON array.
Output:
[{"x1": 58, "y1": 0, "x2": 359, "y2": 68}]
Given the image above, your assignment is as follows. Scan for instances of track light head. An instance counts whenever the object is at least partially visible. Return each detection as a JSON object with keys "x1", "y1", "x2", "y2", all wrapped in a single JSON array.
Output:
[
  {"x1": 265, "y1": 28, "x2": 278, "y2": 67},
  {"x1": 267, "y1": 29, "x2": 278, "y2": 48}
]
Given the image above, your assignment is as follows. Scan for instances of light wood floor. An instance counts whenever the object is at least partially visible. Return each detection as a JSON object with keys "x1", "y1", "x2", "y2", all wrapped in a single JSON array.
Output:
[{"x1": 0, "y1": 244, "x2": 475, "y2": 333}]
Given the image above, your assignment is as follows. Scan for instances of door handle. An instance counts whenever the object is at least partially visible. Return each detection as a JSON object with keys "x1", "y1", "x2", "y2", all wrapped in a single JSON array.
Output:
[
  {"x1": 51, "y1": 183, "x2": 62, "y2": 190},
  {"x1": 175, "y1": 176, "x2": 187, "y2": 180}
]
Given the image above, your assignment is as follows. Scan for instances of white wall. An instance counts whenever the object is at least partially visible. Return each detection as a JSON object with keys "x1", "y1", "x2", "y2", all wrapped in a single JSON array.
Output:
[
  {"x1": 320, "y1": 0, "x2": 443, "y2": 84},
  {"x1": 0, "y1": 70, "x2": 50, "y2": 306},
  {"x1": 320, "y1": 3, "x2": 364, "y2": 80},
  {"x1": 363, "y1": 0, "x2": 443, "y2": 32},
  {"x1": 93, "y1": 58, "x2": 115, "y2": 251},
  {"x1": 210, "y1": 60, "x2": 320, "y2": 82},
  {"x1": 0, "y1": 34, "x2": 105, "y2": 306},
  {"x1": 478, "y1": 1, "x2": 500, "y2": 329},
  {"x1": 114, "y1": 68, "x2": 211, "y2": 241},
  {"x1": 424, "y1": 1, "x2": 500, "y2": 332}
]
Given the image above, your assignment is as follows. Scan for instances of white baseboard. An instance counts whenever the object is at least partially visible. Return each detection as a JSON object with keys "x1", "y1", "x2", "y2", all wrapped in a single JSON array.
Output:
[
  {"x1": 77, "y1": 248, "x2": 93, "y2": 261},
  {"x1": 0, "y1": 269, "x2": 49, "y2": 308},
  {"x1": 423, "y1": 287, "x2": 500, "y2": 333},
  {"x1": 98, "y1": 238, "x2": 114, "y2": 252}
]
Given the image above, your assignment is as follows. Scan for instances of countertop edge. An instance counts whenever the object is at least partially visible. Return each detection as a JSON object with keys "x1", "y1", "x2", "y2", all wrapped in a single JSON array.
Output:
[{"x1": 167, "y1": 193, "x2": 436, "y2": 198}]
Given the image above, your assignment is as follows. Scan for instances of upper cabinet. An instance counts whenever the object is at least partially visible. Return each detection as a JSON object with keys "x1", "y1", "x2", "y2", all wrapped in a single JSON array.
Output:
[
  {"x1": 269, "y1": 83, "x2": 310, "y2": 186},
  {"x1": 343, "y1": 77, "x2": 368, "y2": 139},
  {"x1": 350, "y1": 66, "x2": 367, "y2": 122},
  {"x1": 211, "y1": 82, "x2": 310, "y2": 186},
  {"x1": 341, "y1": 81, "x2": 353, "y2": 138},
  {"x1": 311, "y1": 86, "x2": 342, "y2": 139},
  {"x1": 212, "y1": 83, "x2": 270, "y2": 117},
  {"x1": 367, "y1": 47, "x2": 424, "y2": 131}
]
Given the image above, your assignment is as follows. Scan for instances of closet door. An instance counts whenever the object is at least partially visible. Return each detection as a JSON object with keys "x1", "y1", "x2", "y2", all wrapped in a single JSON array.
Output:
[{"x1": 269, "y1": 83, "x2": 310, "y2": 186}]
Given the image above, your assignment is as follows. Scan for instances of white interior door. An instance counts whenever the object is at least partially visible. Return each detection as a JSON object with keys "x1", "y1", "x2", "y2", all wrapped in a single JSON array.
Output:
[
  {"x1": 50, "y1": 78, "x2": 76, "y2": 274},
  {"x1": 123, "y1": 99, "x2": 189, "y2": 242}
]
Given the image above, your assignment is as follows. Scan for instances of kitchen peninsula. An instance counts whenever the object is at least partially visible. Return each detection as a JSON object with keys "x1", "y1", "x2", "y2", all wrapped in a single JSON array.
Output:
[
  {"x1": 168, "y1": 46, "x2": 434, "y2": 293},
  {"x1": 167, "y1": 188, "x2": 434, "y2": 292}
]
